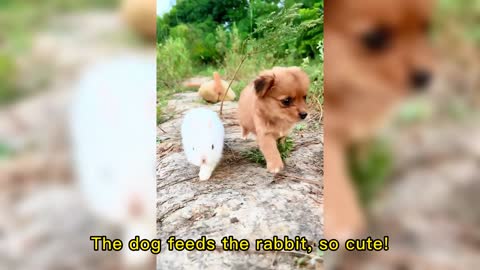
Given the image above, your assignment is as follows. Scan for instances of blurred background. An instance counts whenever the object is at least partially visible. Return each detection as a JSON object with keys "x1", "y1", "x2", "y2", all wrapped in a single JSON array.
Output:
[
  {"x1": 0, "y1": 0, "x2": 156, "y2": 269},
  {"x1": 1, "y1": 0, "x2": 479, "y2": 269},
  {"x1": 338, "y1": 0, "x2": 480, "y2": 269}
]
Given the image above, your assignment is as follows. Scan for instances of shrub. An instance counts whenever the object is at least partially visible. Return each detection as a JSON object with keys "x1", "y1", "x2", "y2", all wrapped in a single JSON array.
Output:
[
  {"x1": 157, "y1": 37, "x2": 194, "y2": 124},
  {"x1": 0, "y1": 54, "x2": 19, "y2": 104},
  {"x1": 302, "y1": 40, "x2": 323, "y2": 111},
  {"x1": 157, "y1": 37, "x2": 193, "y2": 89},
  {"x1": 296, "y1": 2, "x2": 324, "y2": 59}
]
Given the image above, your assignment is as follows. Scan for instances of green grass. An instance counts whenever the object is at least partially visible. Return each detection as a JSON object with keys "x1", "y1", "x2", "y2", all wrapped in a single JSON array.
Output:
[
  {"x1": 243, "y1": 137, "x2": 294, "y2": 165},
  {"x1": 436, "y1": 0, "x2": 480, "y2": 45},
  {"x1": 0, "y1": 54, "x2": 20, "y2": 104},
  {"x1": 301, "y1": 41, "x2": 323, "y2": 111},
  {"x1": 348, "y1": 139, "x2": 393, "y2": 206},
  {"x1": 294, "y1": 123, "x2": 307, "y2": 132},
  {"x1": 0, "y1": 143, "x2": 14, "y2": 160},
  {"x1": 157, "y1": 37, "x2": 195, "y2": 124}
]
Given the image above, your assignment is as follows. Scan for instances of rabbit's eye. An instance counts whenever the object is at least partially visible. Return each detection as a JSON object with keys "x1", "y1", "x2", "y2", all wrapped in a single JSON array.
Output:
[
  {"x1": 211, "y1": 144, "x2": 214, "y2": 150},
  {"x1": 192, "y1": 147, "x2": 195, "y2": 151}
]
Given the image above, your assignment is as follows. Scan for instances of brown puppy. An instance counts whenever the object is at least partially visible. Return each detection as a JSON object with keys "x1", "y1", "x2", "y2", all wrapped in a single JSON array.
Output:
[
  {"x1": 325, "y1": 0, "x2": 436, "y2": 240},
  {"x1": 238, "y1": 67, "x2": 310, "y2": 173}
]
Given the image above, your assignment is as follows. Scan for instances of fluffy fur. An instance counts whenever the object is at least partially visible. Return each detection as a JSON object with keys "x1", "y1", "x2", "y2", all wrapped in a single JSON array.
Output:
[
  {"x1": 70, "y1": 54, "x2": 156, "y2": 266},
  {"x1": 181, "y1": 107, "x2": 225, "y2": 180},
  {"x1": 324, "y1": 0, "x2": 435, "y2": 240},
  {"x1": 238, "y1": 66, "x2": 310, "y2": 173},
  {"x1": 121, "y1": 0, "x2": 157, "y2": 40},
  {"x1": 198, "y1": 72, "x2": 236, "y2": 103}
]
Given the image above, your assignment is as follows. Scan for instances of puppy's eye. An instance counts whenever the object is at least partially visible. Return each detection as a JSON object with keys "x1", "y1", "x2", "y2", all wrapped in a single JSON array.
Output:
[
  {"x1": 281, "y1": 97, "x2": 293, "y2": 106},
  {"x1": 362, "y1": 26, "x2": 392, "y2": 52},
  {"x1": 211, "y1": 144, "x2": 214, "y2": 150},
  {"x1": 422, "y1": 21, "x2": 432, "y2": 35}
]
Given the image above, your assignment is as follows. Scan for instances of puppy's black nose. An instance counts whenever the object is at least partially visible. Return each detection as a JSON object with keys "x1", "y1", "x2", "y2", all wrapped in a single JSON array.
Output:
[
  {"x1": 410, "y1": 70, "x2": 432, "y2": 90},
  {"x1": 299, "y1": 112, "x2": 308, "y2": 120}
]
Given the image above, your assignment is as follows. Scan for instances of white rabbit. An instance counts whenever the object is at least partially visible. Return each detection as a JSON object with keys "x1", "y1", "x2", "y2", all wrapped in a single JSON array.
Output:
[
  {"x1": 181, "y1": 108, "x2": 224, "y2": 180},
  {"x1": 69, "y1": 53, "x2": 156, "y2": 267}
]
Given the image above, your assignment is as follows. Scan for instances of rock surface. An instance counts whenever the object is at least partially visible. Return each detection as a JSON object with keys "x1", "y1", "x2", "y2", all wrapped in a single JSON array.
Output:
[{"x1": 156, "y1": 92, "x2": 324, "y2": 269}]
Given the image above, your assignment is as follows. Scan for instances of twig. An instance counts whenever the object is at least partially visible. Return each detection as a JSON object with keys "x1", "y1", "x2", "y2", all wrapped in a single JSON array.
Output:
[
  {"x1": 219, "y1": 37, "x2": 251, "y2": 116},
  {"x1": 218, "y1": 5, "x2": 303, "y2": 116},
  {"x1": 317, "y1": 102, "x2": 324, "y2": 120},
  {"x1": 277, "y1": 173, "x2": 321, "y2": 186},
  {"x1": 213, "y1": 245, "x2": 323, "y2": 261},
  {"x1": 219, "y1": 57, "x2": 248, "y2": 116}
]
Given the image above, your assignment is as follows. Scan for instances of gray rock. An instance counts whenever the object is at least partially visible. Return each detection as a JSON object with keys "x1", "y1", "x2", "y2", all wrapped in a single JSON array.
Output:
[{"x1": 157, "y1": 93, "x2": 324, "y2": 269}]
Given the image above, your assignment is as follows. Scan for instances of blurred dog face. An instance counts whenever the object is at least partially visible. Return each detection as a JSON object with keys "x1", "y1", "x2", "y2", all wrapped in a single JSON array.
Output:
[
  {"x1": 325, "y1": 0, "x2": 436, "y2": 140},
  {"x1": 326, "y1": 0, "x2": 435, "y2": 93},
  {"x1": 323, "y1": 0, "x2": 437, "y2": 241},
  {"x1": 254, "y1": 67, "x2": 309, "y2": 126}
]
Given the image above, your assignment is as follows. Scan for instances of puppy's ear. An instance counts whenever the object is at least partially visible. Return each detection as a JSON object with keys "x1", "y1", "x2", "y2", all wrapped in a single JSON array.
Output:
[{"x1": 254, "y1": 75, "x2": 275, "y2": 98}]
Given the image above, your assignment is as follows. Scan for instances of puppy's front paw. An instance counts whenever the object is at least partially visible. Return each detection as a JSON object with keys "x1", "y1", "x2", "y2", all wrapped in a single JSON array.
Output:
[
  {"x1": 241, "y1": 128, "x2": 249, "y2": 140},
  {"x1": 267, "y1": 160, "x2": 284, "y2": 174}
]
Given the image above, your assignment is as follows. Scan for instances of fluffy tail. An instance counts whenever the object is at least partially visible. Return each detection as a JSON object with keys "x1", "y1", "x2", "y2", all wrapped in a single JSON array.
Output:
[{"x1": 213, "y1": 72, "x2": 223, "y2": 96}]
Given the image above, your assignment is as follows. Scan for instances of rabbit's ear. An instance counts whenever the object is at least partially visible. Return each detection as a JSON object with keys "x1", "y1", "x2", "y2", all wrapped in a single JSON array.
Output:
[
  {"x1": 254, "y1": 74, "x2": 275, "y2": 98},
  {"x1": 207, "y1": 119, "x2": 212, "y2": 129}
]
